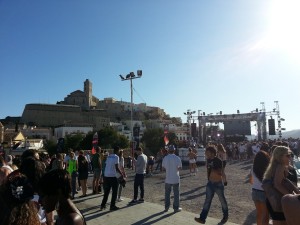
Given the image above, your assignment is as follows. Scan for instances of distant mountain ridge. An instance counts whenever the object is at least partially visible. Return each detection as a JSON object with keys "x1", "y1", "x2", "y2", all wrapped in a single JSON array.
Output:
[{"x1": 281, "y1": 129, "x2": 300, "y2": 139}]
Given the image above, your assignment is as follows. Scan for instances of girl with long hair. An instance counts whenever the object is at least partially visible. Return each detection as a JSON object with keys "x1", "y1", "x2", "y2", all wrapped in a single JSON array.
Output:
[
  {"x1": 39, "y1": 169, "x2": 86, "y2": 225},
  {"x1": 77, "y1": 151, "x2": 89, "y2": 197},
  {"x1": 263, "y1": 146, "x2": 293, "y2": 225},
  {"x1": 0, "y1": 171, "x2": 40, "y2": 225}
]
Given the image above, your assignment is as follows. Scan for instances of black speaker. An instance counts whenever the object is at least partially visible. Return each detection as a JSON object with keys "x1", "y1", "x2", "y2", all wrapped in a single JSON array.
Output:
[
  {"x1": 191, "y1": 123, "x2": 197, "y2": 138},
  {"x1": 268, "y1": 119, "x2": 276, "y2": 135}
]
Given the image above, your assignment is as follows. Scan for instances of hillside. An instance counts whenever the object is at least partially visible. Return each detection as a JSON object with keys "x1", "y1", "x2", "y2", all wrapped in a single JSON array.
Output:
[{"x1": 282, "y1": 129, "x2": 300, "y2": 139}]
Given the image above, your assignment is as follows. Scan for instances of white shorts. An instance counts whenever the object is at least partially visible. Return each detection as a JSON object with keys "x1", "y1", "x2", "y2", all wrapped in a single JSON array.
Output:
[{"x1": 189, "y1": 159, "x2": 196, "y2": 164}]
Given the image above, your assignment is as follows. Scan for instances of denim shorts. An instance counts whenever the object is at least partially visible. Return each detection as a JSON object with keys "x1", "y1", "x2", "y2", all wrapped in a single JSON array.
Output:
[{"x1": 252, "y1": 188, "x2": 266, "y2": 202}]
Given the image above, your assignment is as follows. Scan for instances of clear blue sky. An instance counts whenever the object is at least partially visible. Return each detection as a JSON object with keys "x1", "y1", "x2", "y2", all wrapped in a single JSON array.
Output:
[{"x1": 1, "y1": 0, "x2": 299, "y2": 132}]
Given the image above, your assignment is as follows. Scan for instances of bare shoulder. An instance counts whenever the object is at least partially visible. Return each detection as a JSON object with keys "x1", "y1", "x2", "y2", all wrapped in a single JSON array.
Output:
[{"x1": 59, "y1": 212, "x2": 85, "y2": 225}]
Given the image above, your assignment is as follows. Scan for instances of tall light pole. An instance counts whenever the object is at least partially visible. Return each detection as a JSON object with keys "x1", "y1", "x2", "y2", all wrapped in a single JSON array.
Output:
[{"x1": 119, "y1": 70, "x2": 142, "y2": 167}]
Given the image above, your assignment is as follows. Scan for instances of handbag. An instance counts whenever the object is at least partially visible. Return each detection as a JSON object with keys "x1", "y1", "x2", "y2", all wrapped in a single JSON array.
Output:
[
  {"x1": 262, "y1": 179, "x2": 283, "y2": 212},
  {"x1": 262, "y1": 177, "x2": 299, "y2": 212}
]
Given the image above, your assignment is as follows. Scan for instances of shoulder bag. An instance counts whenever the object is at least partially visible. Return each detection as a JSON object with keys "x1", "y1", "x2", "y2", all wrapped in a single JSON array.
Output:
[
  {"x1": 262, "y1": 178, "x2": 283, "y2": 212},
  {"x1": 262, "y1": 177, "x2": 299, "y2": 212}
]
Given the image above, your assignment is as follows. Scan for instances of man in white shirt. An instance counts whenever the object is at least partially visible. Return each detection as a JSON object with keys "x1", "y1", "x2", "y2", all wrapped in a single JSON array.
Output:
[
  {"x1": 238, "y1": 143, "x2": 246, "y2": 161},
  {"x1": 129, "y1": 147, "x2": 148, "y2": 204},
  {"x1": 100, "y1": 146, "x2": 124, "y2": 211},
  {"x1": 162, "y1": 145, "x2": 182, "y2": 213}
]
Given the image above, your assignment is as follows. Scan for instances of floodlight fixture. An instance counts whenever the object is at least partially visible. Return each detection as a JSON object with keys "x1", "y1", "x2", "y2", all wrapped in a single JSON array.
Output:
[
  {"x1": 130, "y1": 72, "x2": 135, "y2": 78},
  {"x1": 137, "y1": 70, "x2": 142, "y2": 77}
]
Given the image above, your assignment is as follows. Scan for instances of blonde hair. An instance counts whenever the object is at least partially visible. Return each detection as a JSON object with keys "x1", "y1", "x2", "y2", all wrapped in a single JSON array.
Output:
[{"x1": 263, "y1": 146, "x2": 289, "y2": 180}]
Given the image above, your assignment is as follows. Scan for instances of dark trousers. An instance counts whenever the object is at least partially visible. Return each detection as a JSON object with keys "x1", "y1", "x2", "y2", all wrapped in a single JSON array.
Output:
[
  {"x1": 101, "y1": 176, "x2": 119, "y2": 208},
  {"x1": 134, "y1": 174, "x2": 145, "y2": 200},
  {"x1": 155, "y1": 159, "x2": 162, "y2": 171},
  {"x1": 71, "y1": 171, "x2": 77, "y2": 198}
]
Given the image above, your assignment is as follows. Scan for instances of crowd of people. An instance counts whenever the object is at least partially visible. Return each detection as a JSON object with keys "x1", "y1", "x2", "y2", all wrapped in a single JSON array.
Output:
[
  {"x1": 248, "y1": 141, "x2": 300, "y2": 225},
  {"x1": 0, "y1": 137, "x2": 299, "y2": 225},
  {"x1": 0, "y1": 149, "x2": 86, "y2": 225}
]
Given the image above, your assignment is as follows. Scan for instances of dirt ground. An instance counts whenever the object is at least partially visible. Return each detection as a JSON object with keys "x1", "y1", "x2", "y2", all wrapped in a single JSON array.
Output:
[{"x1": 120, "y1": 159, "x2": 257, "y2": 225}]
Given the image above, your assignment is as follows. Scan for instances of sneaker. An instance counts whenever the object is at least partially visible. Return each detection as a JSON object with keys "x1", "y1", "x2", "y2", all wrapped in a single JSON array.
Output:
[
  {"x1": 100, "y1": 205, "x2": 106, "y2": 211},
  {"x1": 129, "y1": 199, "x2": 138, "y2": 204},
  {"x1": 138, "y1": 198, "x2": 144, "y2": 203},
  {"x1": 163, "y1": 208, "x2": 169, "y2": 212},
  {"x1": 110, "y1": 206, "x2": 120, "y2": 211},
  {"x1": 194, "y1": 217, "x2": 205, "y2": 224},
  {"x1": 174, "y1": 207, "x2": 182, "y2": 213},
  {"x1": 220, "y1": 216, "x2": 228, "y2": 224},
  {"x1": 117, "y1": 198, "x2": 124, "y2": 202}
]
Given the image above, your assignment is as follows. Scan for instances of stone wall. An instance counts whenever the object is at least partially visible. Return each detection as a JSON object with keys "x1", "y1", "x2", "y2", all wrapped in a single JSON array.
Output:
[{"x1": 21, "y1": 103, "x2": 109, "y2": 130}]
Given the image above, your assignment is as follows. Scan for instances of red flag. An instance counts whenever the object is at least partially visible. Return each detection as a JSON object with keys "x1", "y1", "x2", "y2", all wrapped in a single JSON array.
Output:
[
  {"x1": 164, "y1": 135, "x2": 169, "y2": 145},
  {"x1": 92, "y1": 147, "x2": 96, "y2": 154},
  {"x1": 91, "y1": 132, "x2": 98, "y2": 154}
]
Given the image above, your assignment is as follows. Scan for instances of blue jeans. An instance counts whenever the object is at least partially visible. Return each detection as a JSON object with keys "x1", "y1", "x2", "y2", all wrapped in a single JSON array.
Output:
[
  {"x1": 134, "y1": 174, "x2": 145, "y2": 200},
  {"x1": 165, "y1": 183, "x2": 180, "y2": 210},
  {"x1": 199, "y1": 181, "x2": 228, "y2": 221}
]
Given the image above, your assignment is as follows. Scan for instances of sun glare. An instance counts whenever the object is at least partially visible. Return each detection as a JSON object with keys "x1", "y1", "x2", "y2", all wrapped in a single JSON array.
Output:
[{"x1": 266, "y1": 0, "x2": 300, "y2": 62}]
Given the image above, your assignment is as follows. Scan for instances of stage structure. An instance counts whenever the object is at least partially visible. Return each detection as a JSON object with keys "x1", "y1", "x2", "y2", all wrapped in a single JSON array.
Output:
[
  {"x1": 192, "y1": 101, "x2": 284, "y2": 145},
  {"x1": 197, "y1": 112, "x2": 267, "y2": 143}
]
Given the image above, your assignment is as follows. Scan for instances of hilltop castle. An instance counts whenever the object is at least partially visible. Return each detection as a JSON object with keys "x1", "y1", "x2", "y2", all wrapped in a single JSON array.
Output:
[{"x1": 21, "y1": 79, "x2": 167, "y2": 130}]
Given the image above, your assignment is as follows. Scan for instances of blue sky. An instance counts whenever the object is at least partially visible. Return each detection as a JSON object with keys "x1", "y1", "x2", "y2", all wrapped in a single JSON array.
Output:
[{"x1": 1, "y1": 0, "x2": 300, "y2": 132}]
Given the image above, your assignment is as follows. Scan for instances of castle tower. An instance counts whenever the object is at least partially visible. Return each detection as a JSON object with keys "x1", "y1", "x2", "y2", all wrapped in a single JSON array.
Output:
[{"x1": 84, "y1": 79, "x2": 92, "y2": 109}]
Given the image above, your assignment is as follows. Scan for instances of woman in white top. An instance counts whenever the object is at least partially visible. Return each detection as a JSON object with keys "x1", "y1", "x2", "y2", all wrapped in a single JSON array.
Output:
[
  {"x1": 250, "y1": 145, "x2": 270, "y2": 225},
  {"x1": 117, "y1": 150, "x2": 126, "y2": 201}
]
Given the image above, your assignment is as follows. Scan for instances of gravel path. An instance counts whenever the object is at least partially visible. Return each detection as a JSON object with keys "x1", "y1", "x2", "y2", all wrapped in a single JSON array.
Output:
[{"x1": 120, "y1": 159, "x2": 256, "y2": 225}]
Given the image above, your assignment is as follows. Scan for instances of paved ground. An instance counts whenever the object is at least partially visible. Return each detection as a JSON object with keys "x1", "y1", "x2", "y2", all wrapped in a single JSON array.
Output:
[{"x1": 74, "y1": 194, "x2": 239, "y2": 225}]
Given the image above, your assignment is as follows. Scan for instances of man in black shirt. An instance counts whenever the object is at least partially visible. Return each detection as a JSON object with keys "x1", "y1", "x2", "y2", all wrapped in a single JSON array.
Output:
[{"x1": 195, "y1": 145, "x2": 228, "y2": 224}]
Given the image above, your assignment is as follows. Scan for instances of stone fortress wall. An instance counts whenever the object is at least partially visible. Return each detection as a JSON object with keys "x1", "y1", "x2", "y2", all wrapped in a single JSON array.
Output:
[{"x1": 20, "y1": 79, "x2": 166, "y2": 130}]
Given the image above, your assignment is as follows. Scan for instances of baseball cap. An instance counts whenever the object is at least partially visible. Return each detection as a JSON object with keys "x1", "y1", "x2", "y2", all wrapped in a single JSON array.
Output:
[{"x1": 167, "y1": 145, "x2": 176, "y2": 151}]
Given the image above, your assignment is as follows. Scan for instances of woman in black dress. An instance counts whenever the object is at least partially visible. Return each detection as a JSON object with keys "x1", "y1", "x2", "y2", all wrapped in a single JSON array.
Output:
[{"x1": 77, "y1": 151, "x2": 89, "y2": 197}]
